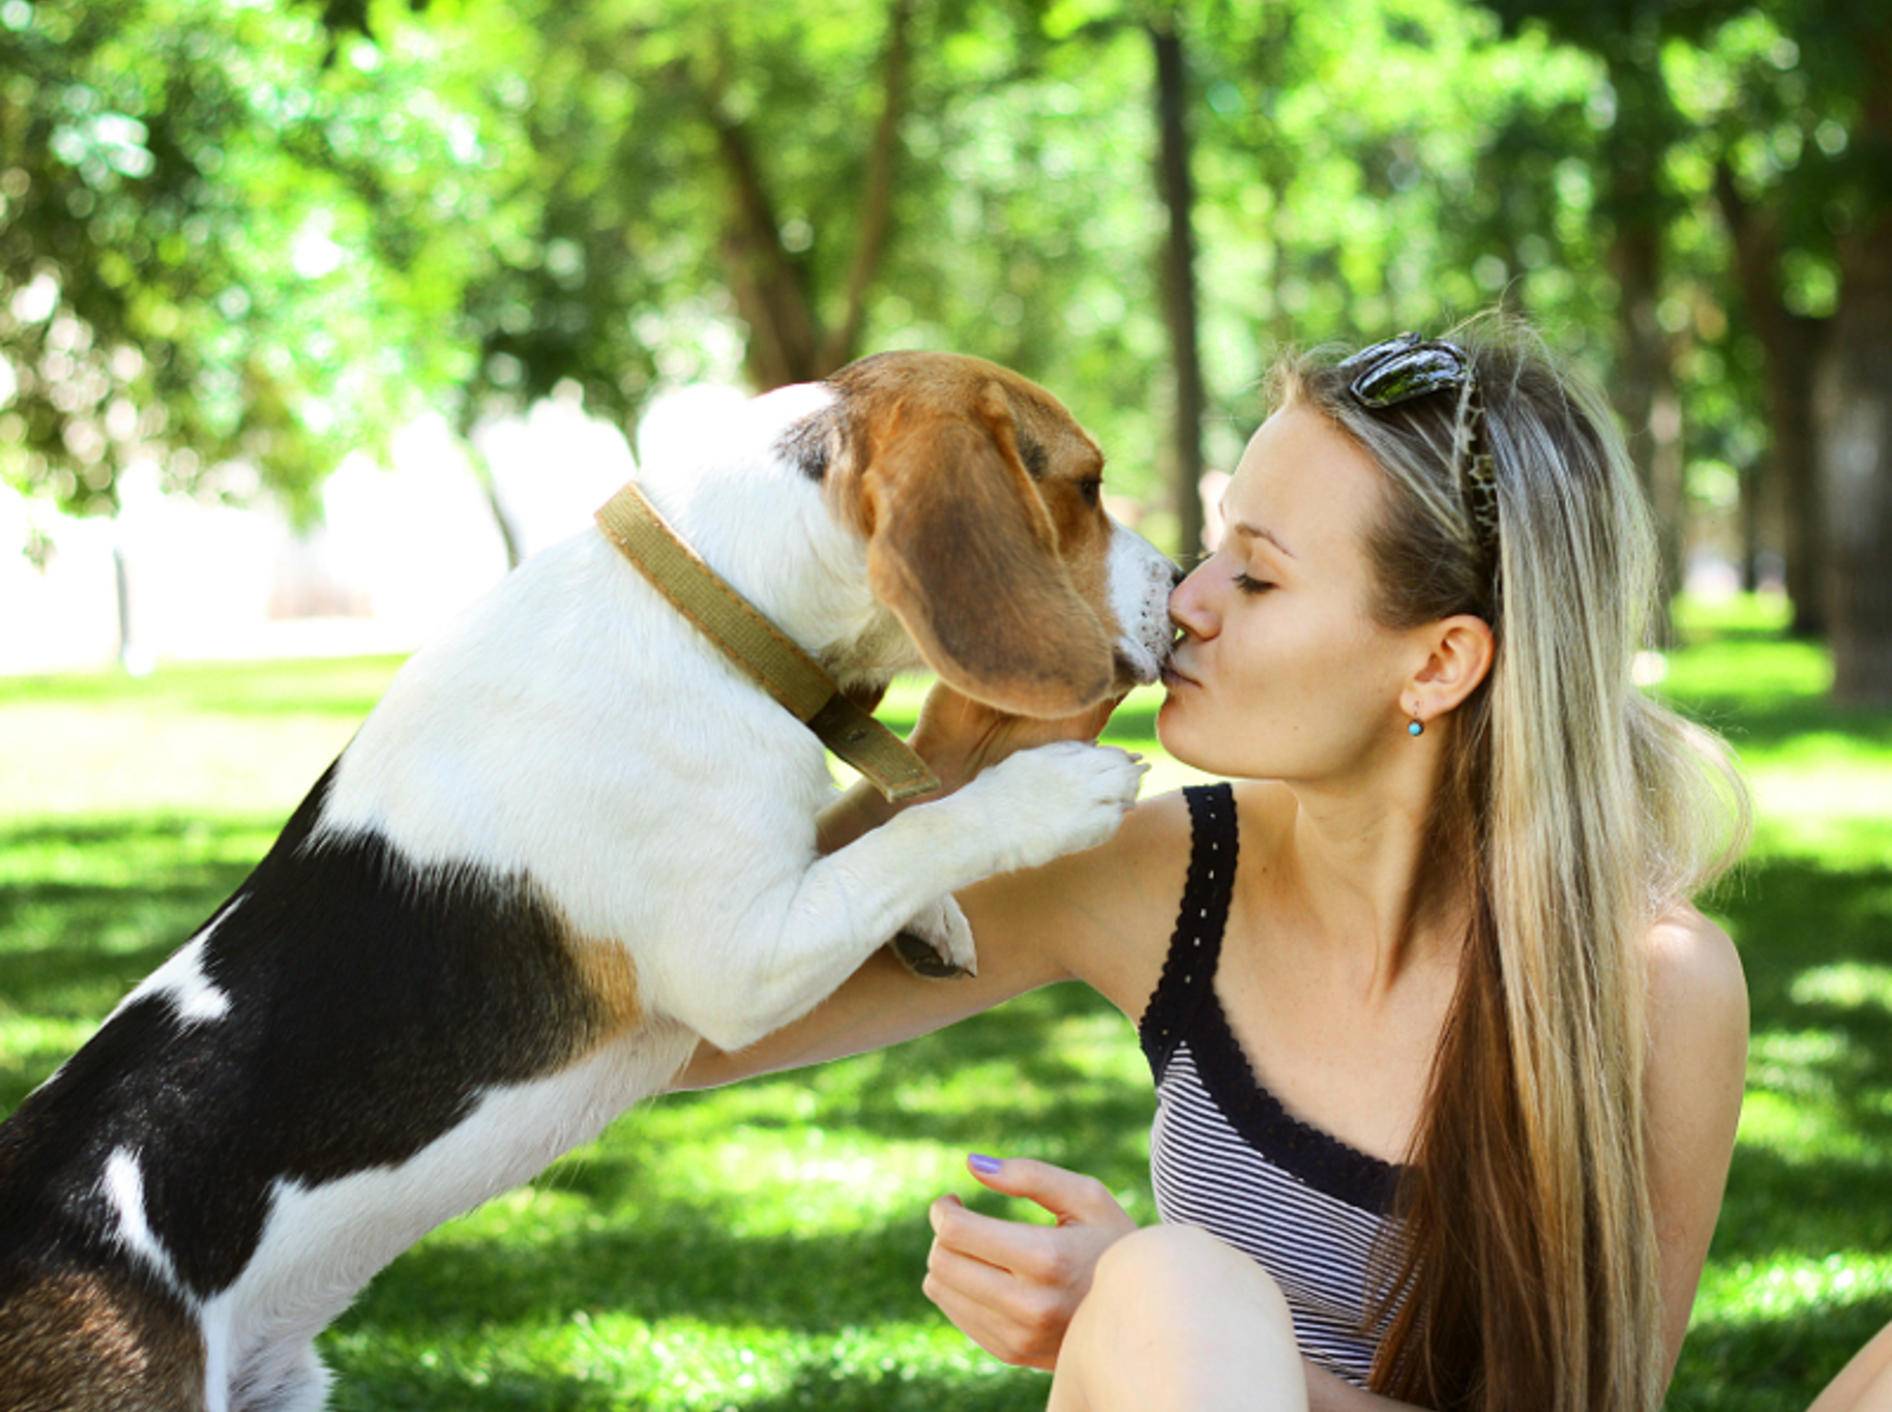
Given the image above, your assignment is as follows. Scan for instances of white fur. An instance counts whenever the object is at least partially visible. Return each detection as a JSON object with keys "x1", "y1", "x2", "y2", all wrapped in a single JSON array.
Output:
[
  {"x1": 1109, "y1": 520, "x2": 1182, "y2": 681},
  {"x1": 102, "y1": 1146, "x2": 189, "y2": 1296},
  {"x1": 200, "y1": 1031, "x2": 690, "y2": 1411},
  {"x1": 135, "y1": 376, "x2": 1171, "y2": 1409},
  {"x1": 108, "y1": 911, "x2": 236, "y2": 1029}
]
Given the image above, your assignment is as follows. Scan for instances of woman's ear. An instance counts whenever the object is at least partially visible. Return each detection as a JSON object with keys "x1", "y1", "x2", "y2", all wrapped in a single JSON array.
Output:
[
  {"x1": 860, "y1": 387, "x2": 1115, "y2": 718},
  {"x1": 1406, "y1": 613, "x2": 1496, "y2": 721}
]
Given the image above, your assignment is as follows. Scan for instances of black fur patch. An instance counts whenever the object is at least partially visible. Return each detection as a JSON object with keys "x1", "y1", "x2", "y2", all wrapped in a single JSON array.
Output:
[
  {"x1": 776, "y1": 403, "x2": 837, "y2": 481},
  {"x1": 1016, "y1": 434, "x2": 1048, "y2": 480},
  {"x1": 0, "y1": 761, "x2": 610, "y2": 1302}
]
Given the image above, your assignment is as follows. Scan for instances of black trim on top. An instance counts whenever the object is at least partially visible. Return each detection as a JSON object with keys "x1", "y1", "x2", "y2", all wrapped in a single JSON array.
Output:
[
  {"x1": 1139, "y1": 782, "x2": 1407, "y2": 1215},
  {"x1": 1138, "y1": 783, "x2": 1240, "y2": 1082}
]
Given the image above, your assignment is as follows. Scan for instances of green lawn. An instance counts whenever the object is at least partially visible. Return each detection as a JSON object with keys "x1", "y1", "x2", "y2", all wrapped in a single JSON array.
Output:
[{"x1": 2, "y1": 595, "x2": 1888, "y2": 1410}]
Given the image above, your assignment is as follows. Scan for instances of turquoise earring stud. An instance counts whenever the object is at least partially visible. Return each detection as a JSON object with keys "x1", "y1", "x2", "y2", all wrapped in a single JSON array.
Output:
[{"x1": 1408, "y1": 718, "x2": 1424, "y2": 737}]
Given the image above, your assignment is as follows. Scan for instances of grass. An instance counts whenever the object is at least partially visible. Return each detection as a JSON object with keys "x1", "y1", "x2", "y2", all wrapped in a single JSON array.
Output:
[{"x1": 2, "y1": 592, "x2": 1888, "y2": 1409}]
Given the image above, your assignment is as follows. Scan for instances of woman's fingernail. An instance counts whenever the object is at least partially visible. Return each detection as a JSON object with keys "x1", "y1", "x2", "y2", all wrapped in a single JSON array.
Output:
[{"x1": 969, "y1": 1153, "x2": 1002, "y2": 1175}]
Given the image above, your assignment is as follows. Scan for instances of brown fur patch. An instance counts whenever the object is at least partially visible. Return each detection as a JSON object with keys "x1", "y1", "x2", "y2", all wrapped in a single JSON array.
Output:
[
  {"x1": 823, "y1": 352, "x2": 1124, "y2": 716},
  {"x1": 0, "y1": 1265, "x2": 206, "y2": 1412},
  {"x1": 564, "y1": 934, "x2": 643, "y2": 1053}
]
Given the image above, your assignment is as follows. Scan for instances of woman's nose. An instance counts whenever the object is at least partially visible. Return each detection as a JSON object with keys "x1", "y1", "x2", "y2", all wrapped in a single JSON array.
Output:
[{"x1": 1168, "y1": 559, "x2": 1217, "y2": 639}]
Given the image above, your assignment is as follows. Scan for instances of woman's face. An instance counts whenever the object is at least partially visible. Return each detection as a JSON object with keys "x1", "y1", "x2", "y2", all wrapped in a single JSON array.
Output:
[{"x1": 1158, "y1": 402, "x2": 1420, "y2": 784}]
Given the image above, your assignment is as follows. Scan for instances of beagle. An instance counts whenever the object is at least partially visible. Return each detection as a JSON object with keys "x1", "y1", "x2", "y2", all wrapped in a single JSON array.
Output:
[{"x1": 0, "y1": 351, "x2": 1178, "y2": 1411}]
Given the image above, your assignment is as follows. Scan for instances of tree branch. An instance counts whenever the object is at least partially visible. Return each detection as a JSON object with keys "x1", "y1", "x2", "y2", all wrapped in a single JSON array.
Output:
[
  {"x1": 699, "y1": 65, "x2": 823, "y2": 387},
  {"x1": 823, "y1": 0, "x2": 915, "y2": 372}
]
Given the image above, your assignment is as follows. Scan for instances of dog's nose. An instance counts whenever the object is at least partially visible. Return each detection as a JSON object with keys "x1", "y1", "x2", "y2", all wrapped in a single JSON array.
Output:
[{"x1": 1168, "y1": 561, "x2": 1186, "y2": 588}]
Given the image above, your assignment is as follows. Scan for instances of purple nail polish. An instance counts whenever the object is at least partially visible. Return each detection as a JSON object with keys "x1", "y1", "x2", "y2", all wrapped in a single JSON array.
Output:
[{"x1": 969, "y1": 1153, "x2": 1002, "y2": 1175}]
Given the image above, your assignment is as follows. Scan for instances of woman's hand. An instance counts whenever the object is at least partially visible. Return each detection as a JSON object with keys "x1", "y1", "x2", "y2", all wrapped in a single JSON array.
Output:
[
  {"x1": 923, "y1": 1154, "x2": 1139, "y2": 1370},
  {"x1": 909, "y1": 684, "x2": 1127, "y2": 795}
]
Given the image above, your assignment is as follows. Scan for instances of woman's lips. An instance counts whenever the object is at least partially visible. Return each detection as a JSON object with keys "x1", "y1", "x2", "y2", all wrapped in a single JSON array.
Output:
[{"x1": 1160, "y1": 660, "x2": 1200, "y2": 690}]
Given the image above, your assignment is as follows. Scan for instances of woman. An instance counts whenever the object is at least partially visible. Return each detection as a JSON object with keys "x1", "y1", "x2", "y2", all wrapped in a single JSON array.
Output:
[{"x1": 680, "y1": 319, "x2": 1751, "y2": 1410}]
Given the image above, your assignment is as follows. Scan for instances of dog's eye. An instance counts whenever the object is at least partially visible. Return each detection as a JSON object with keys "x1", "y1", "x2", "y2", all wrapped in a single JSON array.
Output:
[{"x1": 1078, "y1": 477, "x2": 1102, "y2": 507}]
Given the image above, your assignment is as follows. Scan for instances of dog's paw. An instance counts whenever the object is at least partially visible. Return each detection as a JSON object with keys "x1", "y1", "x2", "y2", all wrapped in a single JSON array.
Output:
[
  {"x1": 889, "y1": 894, "x2": 976, "y2": 979},
  {"x1": 956, "y1": 741, "x2": 1147, "y2": 874}
]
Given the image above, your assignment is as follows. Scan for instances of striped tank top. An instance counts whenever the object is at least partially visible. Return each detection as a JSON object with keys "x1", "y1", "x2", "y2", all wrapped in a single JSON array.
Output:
[{"x1": 1138, "y1": 783, "x2": 1410, "y2": 1389}]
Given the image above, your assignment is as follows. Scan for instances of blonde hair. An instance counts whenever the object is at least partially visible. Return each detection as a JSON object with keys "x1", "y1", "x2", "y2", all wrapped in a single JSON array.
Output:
[{"x1": 1272, "y1": 314, "x2": 1748, "y2": 1411}]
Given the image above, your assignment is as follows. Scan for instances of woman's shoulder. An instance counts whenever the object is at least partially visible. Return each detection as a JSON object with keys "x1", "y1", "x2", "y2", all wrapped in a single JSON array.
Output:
[
  {"x1": 1107, "y1": 777, "x2": 1294, "y2": 868},
  {"x1": 1645, "y1": 904, "x2": 1747, "y2": 1030},
  {"x1": 1047, "y1": 785, "x2": 1203, "y2": 1016},
  {"x1": 1639, "y1": 904, "x2": 1747, "y2": 1293},
  {"x1": 1643, "y1": 903, "x2": 1749, "y2": 1096}
]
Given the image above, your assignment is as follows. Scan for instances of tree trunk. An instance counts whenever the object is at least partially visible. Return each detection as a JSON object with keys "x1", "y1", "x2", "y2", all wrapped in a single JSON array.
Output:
[
  {"x1": 1767, "y1": 330, "x2": 1826, "y2": 636},
  {"x1": 705, "y1": 0, "x2": 914, "y2": 390},
  {"x1": 1599, "y1": 52, "x2": 1684, "y2": 644},
  {"x1": 1151, "y1": 18, "x2": 1207, "y2": 561},
  {"x1": 711, "y1": 123, "x2": 824, "y2": 390},
  {"x1": 1737, "y1": 458, "x2": 1766, "y2": 593},
  {"x1": 112, "y1": 542, "x2": 134, "y2": 669},
  {"x1": 1820, "y1": 214, "x2": 1892, "y2": 700},
  {"x1": 466, "y1": 439, "x2": 524, "y2": 571},
  {"x1": 1607, "y1": 218, "x2": 1682, "y2": 645},
  {"x1": 1714, "y1": 163, "x2": 1828, "y2": 637},
  {"x1": 822, "y1": 0, "x2": 913, "y2": 371}
]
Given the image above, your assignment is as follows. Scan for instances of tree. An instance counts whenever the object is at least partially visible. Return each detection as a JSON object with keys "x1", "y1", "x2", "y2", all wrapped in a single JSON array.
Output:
[
  {"x1": 0, "y1": 0, "x2": 504, "y2": 527},
  {"x1": 1472, "y1": 0, "x2": 1708, "y2": 642},
  {"x1": 1150, "y1": 10, "x2": 1207, "y2": 558},
  {"x1": 1680, "y1": 1, "x2": 1892, "y2": 698},
  {"x1": 1676, "y1": 10, "x2": 1838, "y2": 638},
  {"x1": 1816, "y1": 23, "x2": 1892, "y2": 703}
]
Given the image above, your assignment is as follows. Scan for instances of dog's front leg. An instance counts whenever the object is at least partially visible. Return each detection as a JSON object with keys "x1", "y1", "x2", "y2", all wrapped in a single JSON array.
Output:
[{"x1": 665, "y1": 741, "x2": 1144, "y2": 1054}]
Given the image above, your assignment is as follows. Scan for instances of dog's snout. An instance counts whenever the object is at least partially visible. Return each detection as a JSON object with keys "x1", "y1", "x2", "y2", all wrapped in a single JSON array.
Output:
[{"x1": 1168, "y1": 561, "x2": 1186, "y2": 589}]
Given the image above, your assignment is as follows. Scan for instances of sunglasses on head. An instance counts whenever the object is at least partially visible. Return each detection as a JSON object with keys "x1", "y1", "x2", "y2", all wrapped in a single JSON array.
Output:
[{"x1": 1339, "y1": 332, "x2": 1501, "y2": 559}]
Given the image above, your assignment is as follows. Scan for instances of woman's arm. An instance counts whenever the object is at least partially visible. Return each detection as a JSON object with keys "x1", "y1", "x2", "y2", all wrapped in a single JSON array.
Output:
[{"x1": 1644, "y1": 904, "x2": 1750, "y2": 1382}]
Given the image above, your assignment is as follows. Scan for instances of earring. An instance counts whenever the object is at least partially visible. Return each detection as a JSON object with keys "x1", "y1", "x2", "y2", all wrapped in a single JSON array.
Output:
[{"x1": 1407, "y1": 715, "x2": 1425, "y2": 738}]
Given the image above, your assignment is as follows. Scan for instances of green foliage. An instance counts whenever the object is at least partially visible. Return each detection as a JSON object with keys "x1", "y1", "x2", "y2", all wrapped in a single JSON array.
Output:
[
  {"x1": 0, "y1": 0, "x2": 1719, "y2": 515},
  {"x1": 0, "y1": 0, "x2": 512, "y2": 519},
  {"x1": 1, "y1": 604, "x2": 1889, "y2": 1408},
  {"x1": 3, "y1": 0, "x2": 1888, "y2": 618}
]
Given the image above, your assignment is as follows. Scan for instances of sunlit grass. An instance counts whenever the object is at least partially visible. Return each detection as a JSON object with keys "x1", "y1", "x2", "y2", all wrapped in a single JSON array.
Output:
[{"x1": 2, "y1": 594, "x2": 1889, "y2": 1408}]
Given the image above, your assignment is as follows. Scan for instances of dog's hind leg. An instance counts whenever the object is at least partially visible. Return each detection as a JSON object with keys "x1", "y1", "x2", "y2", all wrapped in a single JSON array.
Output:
[
  {"x1": 0, "y1": 1261, "x2": 209, "y2": 1412},
  {"x1": 234, "y1": 1342, "x2": 331, "y2": 1412}
]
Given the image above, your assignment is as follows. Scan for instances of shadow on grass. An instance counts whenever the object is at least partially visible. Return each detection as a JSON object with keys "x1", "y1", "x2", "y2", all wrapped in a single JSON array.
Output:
[
  {"x1": 327, "y1": 1359, "x2": 1043, "y2": 1412},
  {"x1": 673, "y1": 988, "x2": 1157, "y2": 1159},
  {"x1": 1674, "y1": 1296, "x2": 1892, "y2": 1412},
  {"x1": 0, "y1": 815, "x2": 268, "y2": 1107},
  {"x1": 7, "y1": 768, "x2": 1892, "y2": 1408},
  {"x1": 1686, "y1": 696, "x2": 1892, "y2": 755},
  {"x1": 348, "y1": 1214, "x2": 939, "y2": 1340}
]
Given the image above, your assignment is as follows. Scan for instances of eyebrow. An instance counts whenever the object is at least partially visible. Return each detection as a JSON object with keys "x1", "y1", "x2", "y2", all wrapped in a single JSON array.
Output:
[{"x1": 1228, "y1": 520, "x2": 1297, "y2": 560}]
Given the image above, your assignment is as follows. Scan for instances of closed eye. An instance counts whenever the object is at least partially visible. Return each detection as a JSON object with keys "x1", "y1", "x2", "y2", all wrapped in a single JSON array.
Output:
[
  {"x1": 1078, "y1": 476, "x2": 1103, "y2": 507},
  {"x1": 1234, "y1": 572, "x2": 1274, "y2": 595}
]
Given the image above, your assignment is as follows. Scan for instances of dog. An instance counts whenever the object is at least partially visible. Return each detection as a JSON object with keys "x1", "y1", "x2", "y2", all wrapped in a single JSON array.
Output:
[{"x1": 0, "y1": 351, "x2": 1178, "y2": 1411}]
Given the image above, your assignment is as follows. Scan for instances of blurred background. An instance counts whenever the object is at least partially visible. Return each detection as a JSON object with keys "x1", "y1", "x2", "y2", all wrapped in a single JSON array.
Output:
[{"x1": 2, "y1": 1, "x2": 1890, "y2": 1408}]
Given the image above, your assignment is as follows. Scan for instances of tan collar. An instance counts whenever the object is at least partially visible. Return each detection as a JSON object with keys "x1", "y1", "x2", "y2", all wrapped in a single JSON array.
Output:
[{"x1": 594, "y1": 481, "x2": 942, "y2": 803}]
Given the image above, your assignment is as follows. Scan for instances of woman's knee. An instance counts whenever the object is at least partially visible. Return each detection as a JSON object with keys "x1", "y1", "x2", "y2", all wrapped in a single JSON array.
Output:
[
  {"x1": 1055, "y1": 1225, "x2": 1305, "y2": 1412},
  {"x1": 1085, "y1": 1223, "x2": 1293, "y2": 1335}
]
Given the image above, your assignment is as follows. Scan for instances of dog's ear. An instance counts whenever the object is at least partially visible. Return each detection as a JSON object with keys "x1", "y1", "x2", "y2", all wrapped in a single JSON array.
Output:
[{"x1": 861, "y1": 383, "x2": 1115, "y2": 717}]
